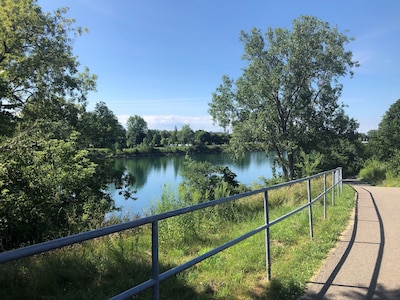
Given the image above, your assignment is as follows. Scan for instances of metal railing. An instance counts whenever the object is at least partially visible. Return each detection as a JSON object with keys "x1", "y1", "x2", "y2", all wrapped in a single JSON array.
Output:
[{"x1": 0, "y1": 167, "x2": 343, "y2": 299}]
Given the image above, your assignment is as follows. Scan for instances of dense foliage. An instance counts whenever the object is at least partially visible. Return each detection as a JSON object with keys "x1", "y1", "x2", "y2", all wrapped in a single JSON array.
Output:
[
  {"x1": 178, "y1": 157, "x2": 244, "y2": 202},
  {"x1": 79, "y1": 102, "x2": 126, "y2": 149},
  {"x1": 0, "y1": 0, "x2": 96, "y2": 126},
  {"x1": 126, "y1": 120, "x2": 229, "y2": 149},
  {"x1": 0, "y1": 131, "x2": 110, "y2": 249},
  {"x1": 0, "y1": 0, "x2": 132, "y2": 250},
  {"x1": 370, "y1": 99, "x2": 400, "y2": 161},
  {"x1": 126, "y1": 115, "x2": 148, "y2": 147},
  {"x1": 209, "y1": 16, "x2": 361, "y2": 179},
  {"x1": 360, "y1": 99, "x2": 400, "y2": 185}
]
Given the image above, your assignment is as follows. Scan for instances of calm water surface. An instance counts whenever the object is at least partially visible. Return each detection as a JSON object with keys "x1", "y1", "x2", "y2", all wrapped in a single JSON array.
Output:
[{"x1": 108, "y1": 151, "x2": 276, "y2": 217}]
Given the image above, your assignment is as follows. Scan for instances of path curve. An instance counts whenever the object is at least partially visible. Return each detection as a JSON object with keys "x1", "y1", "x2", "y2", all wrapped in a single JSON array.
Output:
[{"x1": 300, "y1": 182, "x2": 400, "y2": 299}]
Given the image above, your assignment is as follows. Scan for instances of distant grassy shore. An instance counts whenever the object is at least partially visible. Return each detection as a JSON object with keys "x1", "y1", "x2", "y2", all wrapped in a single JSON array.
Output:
[
  {"x1": 88, "y1": 144, "x2": 227, "y2": 159},
  {"x1": 88, "y1": 144, "x2": 267, "y2": 159},
  {"x1": 0, "y1": 179, "x2": 355, "y2": 299}
]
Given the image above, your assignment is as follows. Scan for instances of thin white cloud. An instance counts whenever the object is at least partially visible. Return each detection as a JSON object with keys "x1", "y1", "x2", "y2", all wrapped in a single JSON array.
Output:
[
  {"x1": 351, "y1": 20, "x2": 400, "y2": 74},
  {"x1": 109, "y1": 96, "x2": 210, "y2": 107},
  {"x1": 117, "y1": 114, "x2": 224, "y2": 132}
]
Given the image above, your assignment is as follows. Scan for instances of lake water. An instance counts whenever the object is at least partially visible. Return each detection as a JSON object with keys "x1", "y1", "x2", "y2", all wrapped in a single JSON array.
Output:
[{"x1": 108, "y1": 151, "x2": 276, "y2": 217}]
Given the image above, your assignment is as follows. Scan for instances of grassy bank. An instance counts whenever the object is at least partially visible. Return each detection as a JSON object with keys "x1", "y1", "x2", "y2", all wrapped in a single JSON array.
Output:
[{"x1": 0, "y1": 180, "x2": 355, "y2": 299}]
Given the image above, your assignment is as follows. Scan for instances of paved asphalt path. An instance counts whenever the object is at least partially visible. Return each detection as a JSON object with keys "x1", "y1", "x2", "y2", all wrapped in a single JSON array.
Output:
[{"x1": 300, "y1": 182, "x2": 400, "y2": 299}]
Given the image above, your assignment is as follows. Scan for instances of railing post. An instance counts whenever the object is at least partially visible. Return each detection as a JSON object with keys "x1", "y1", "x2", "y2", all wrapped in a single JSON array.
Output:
[
  {"x1": 336, "y1": 169, "x2": 339, "y2": 197},
  {"x1": 263, "y1": 191, "x2": 271, "y2": 281},
  {"x1": 323, "y1": 173, "x2": 327, "y2": 220},
  {"x1": 339, "y1": 167, "x2": 343, "y2": 195},
  {"x1": 331, "y1": 170, "x2": 335, "y2": 206},
  {"x1": 152, "y1": 221, "x2": 160, "y2": 300},
  {"x1": 307, "y1": 179, "x2": 314, "y2": 239}
]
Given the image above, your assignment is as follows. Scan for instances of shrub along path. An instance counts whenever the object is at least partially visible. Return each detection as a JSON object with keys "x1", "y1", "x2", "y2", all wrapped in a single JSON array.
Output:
[{"x1": 301, "y1": 181, "x2": 400, "y2": 299}]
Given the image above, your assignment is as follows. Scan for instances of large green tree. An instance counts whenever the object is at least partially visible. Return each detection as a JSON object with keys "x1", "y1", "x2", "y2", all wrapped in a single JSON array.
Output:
[
  {"x1": 0, "y1": 0, "x2": 96, "y2": 134},
  {"x1": 177, "y1": 124, "x2": 194, "y2": 145},
  {"x1": 370, "y1": 99, "x2": 400, "y2": 161},
  {"x1": 194, "y1": 130, "x2": 211, "y2": 146},
  {"x1": 0, "y1": 1, "x2": 136, "y2": 249},
  {"x1": 209, "y1": 16, "x2": 359, "y2": 179},
  {"x1": 126, "y1": 115, "x2": 148, "y2": 147},
  {"x1": 79, "y1": 102, "x2": 126, "y2": 149}
]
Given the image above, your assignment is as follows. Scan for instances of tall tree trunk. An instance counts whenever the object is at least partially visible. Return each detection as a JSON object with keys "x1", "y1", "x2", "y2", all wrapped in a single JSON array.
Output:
[
  {"x1": 274, "y1": 144, "x2": 289, "y2": 180},
  {"x1": 288, "y1": 152, "x2": 294, "y2": 180}
]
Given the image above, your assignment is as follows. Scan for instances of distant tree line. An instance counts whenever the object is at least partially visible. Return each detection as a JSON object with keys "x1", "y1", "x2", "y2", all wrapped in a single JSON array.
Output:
[
  {"x1": 125, "y1": 115, "x2": 228, "y2": 148},
  {"x1": 73, "y1": 103, "x2": 229, "y2": 151}
]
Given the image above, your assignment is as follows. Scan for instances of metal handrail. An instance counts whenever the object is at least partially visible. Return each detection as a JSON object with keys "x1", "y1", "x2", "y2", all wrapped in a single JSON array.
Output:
[{"x1": 0, "y1": 167, "x2": 343, "y2": 299}]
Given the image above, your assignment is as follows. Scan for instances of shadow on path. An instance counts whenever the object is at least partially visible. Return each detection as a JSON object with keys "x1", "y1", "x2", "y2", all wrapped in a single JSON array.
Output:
[
  {"x1": 363, "y1": 186, "x2": 385, "y2": 299},
  {"x1": 301, "y1": 182, "x2": 387, "y2": 299}
]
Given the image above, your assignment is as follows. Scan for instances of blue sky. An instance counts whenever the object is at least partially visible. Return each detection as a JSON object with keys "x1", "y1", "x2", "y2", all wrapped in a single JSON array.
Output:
[{"x1": 38, "y1": 0, "x2": 400, "y2": 133}]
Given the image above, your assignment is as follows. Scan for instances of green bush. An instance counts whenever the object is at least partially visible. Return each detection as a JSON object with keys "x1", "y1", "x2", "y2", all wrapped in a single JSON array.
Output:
[
  {"x1": 358, "y1": 159, "x2": 386, "y2": 185},
  {"x1": 380, "y1": 151, "x2": 400, "y2": 186},
  {"x1": 0, "y1": 132, "x2": 115, "y2": 250}
]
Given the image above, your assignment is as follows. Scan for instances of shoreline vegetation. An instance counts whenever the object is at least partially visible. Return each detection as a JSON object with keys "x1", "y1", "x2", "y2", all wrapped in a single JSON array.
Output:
[
  {"x1": 0, "y1": 178, "x2": 355, "y2": 299},
  {"x1": 89, "y1": 144, "x2": 264, "y2": 159},
  {"x1": 90, "y1": 144, "x2": 226, "y2": 159}
]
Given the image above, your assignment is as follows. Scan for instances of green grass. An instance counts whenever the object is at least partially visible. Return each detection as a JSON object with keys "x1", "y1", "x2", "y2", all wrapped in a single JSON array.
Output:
[{"x1": 0, "y1": 181, "x2": 355, "y2": 299}]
